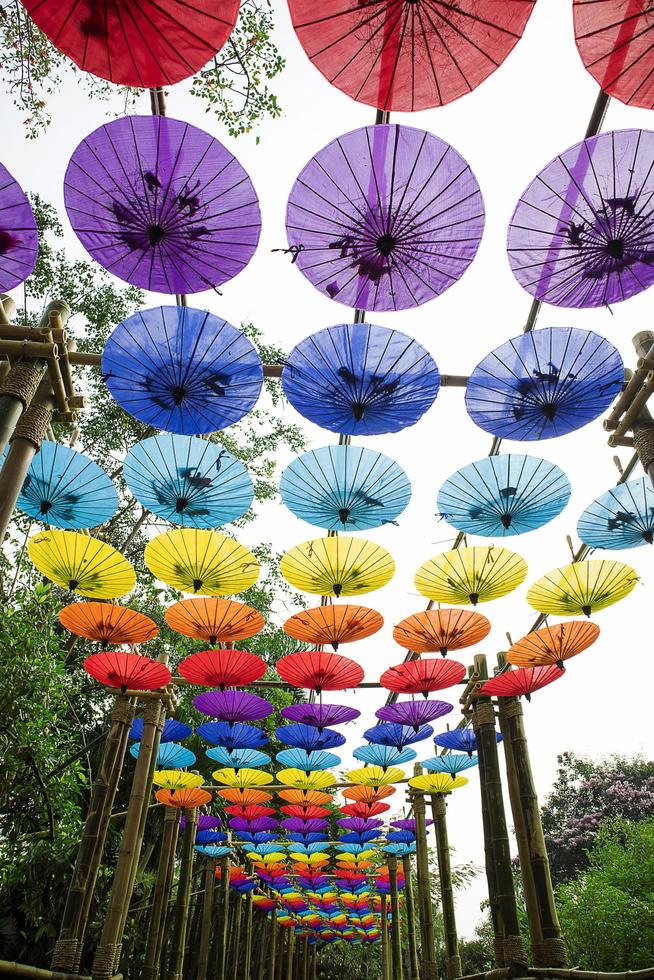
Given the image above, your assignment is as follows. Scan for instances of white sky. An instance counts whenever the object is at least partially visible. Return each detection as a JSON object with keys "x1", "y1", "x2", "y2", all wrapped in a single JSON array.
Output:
[{"x1": 5, "y1": 0, "x2": 654, "y2": 938}]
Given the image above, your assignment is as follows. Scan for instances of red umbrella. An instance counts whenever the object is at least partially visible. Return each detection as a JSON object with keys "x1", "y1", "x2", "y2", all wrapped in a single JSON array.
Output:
[
  {"x1": 84, "y1": 651, "x2": 171, "y2": 691},
  {"x1": 339, "y1": 800, "x2": 390, "y2": 818},
  {"x1": 574, "y1": 0, "x2": 654, "y2": 110},
  {"x1": 23, "y1": 0, "x2": 239, "y2": 88},
  {"x1": 224, "y1": 804, "x2": 276, "y2": 818},
  {"x1": 276, "y1": 650, "x2": 364, "y2": 692},
  {"x1": 178, "y1": 648, "x2": 266, "y2": 688},
  {"x1": 288, "y1": 0, "x2": 536, "y2": 111},
  {"x1": 280, "y1": 805, "x2": 332, "y2": 819},
  {"x1": 479, "y1": 664, "x2": 564, "y2": 700},
  {"x1": 380, "y1": 658, "x2": 465, "y2": 697}
]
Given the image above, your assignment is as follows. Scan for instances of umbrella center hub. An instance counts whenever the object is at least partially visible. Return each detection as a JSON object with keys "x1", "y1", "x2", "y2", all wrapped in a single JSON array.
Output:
[
  {"x1": 39, "y1": 500, "x2": 52, "y2": 514},
  {"x1": 176, "y1": 497, "x2": 189, "y2": 513},
  {"x1": 376, "y1": 234, "x2": 396, "y2": 257},
  {"x1": 171, "y1": 385, "x2": 187, "y2": 405},
  {"x1": 606, "y1": 238, "x2": 625, "y2": 260},
  {"x1": 148, "y1": 223, "x2": 167, "y2": 246}
]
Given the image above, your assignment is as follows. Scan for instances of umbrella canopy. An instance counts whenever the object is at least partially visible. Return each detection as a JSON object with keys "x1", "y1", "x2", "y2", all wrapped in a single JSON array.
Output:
[
  {"x1": 364, "y1": 722, "x2": 433, "y2": 748},
  {"x1": 479, "y1": 664, "x2": 565, "y2": 699},
  {"x1": 282, "y1": 322, "x2": 440, "y2": 435},
  {"x1": 286, "y1": 124, "x2": 484, "y2": 311},
  {"x1": 193, "y1": 690, "x2": 274, "y2": 722},
  {"x1": 574, "y1": 1, "x2": 654, "y2": 110},
  {"x1": 280, "y1": 703, "x2": 361, "y2": 729},
  {"x1": 218, "y1": 787, "x2": 273, "y2": 805},
  {"x1": 340, "y1": 801, "x2": 389, "y2": 818},
  {"x1": 278, "y1": 770, "x2": 336, "y2": 790},
  {"x1": 465, "y1": 327, "x2": 624, "y2": 441},
  {"x1": 527, "y1": 559, "x2": 638, "y2": 616},
  {"x1": 578, "y1": 477, "x2": 654, "y2": 549},
  {"x1": 376, "y1": 700, "x2": 452, "y2": 729},
  {"x1": 65, "y1": 115, "x2": 260, "y2": 294},
  {"x1": 408, "y1": 773, "x2": 468, "y2": 793},
  {"x1": 280, "y1": 536, "x2": 394, "y2": 597},
  {"x1": 277, "y1": 651, "x2": 364, "y2": 692},
  {"x1": 380, "y1": 659, "x2": 466, "y2": 697},
  {"x1": 0, "y1": 161, "x2": 38, "y2": 292},
  {"x1": 23, "y1": 0, "x2": 239, "y2": 88},
  {"x1": 288, "y1": 0, "x2": 535, "y2": 112},
  {"x1": 278, "y1": 790, "x2": 334, "y2": 806},
  {"x1": 353, "y1": 744, "x2": 416, "y2": 768},
  {"x1": 179, "y1": 648, "x2": 266, "y2": 688},
  {"x1": 392, "y1": 608, "x2": 490, "y2": 656},
  {"x1": 276, "y1": 749, "x2": 341, "y2": 771},
  {"x1": 198, "y1": 721, "x2": 268, "y2": 749},
  {"x1": 346, "y1": 766, "x2": 404, "y2": 787},
  {"x1": 28, "y1": 530, "x2": 135, "y2": 598},
  {"x1": 281, "y1": 445, "x2": 410, "y2": 532},
  {"x1": 58, "y1": 602, "x2": 158, "y2": 648},
  {"x1": 130, "y1": 717, "x2": 192, "y2": 742},
  {"x1": 130, "y1": 742, "x2": 196, "y2": 768},
  {"x1": 156, "y1": 787, "x2": 212, "y2": 808},
  {"x1": 275, "y1": 725, "x2": 346, "y2": 751},
  {"x1": 84, "y1": 651, "x2": 171, "y2": 691},
  {"x1": 124, "y1": 434, "x2": 253, "y2": 528},
  {"x1": 507, "y1": 621, "x2": 600, "y2": 668},
  {"x1": 152, "y1": 770, "x2": 204, "y2": 791},
  {"x1": 212, "y1": 767, "x2": 274, "y2": 788},
  {"x1": 437, "y1": 453, "x2": 571, "y2": 537},
  {"x1": 17, "y1": 441, "x2": 118, "y2": 529},
  {"x1": 508, "y1": 129, "x2": 654, "y2": 308},
  {"x1": 423, "y1": 755, "x2": 479, "y2": 778},
  {"x1": 415, "y1": 546, "x2": 527, "y2": 605},
  {"x1": 102, "y1": 306, "x2": 263, "y2": 434},
  {"x1": 165, "y1": 596, "x2": 264, "y2": 644},
  {"x1": 144, "y1": 528, "x2": 259, "y2": 595},
  {"x1": 283, "y1": 604, "x2": 382, "y2": 650},
  {"x1": 433, "y1": 728, "x2": 501, "y2": 755}
]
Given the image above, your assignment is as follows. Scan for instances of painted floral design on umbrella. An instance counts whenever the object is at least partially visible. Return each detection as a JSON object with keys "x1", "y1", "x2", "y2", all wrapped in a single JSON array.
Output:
[
  {"x1": 507, "y1": 621, "x2": 600, "y2": 668},
  {"x1": 276, "y1": 651, "x2": 364, "y2": 692},
  {"x1": 283, "y1": 604, "x2": 382, "y2": 650},
  {"x1": 479, "y1": 664, "x2": 565, "y2": 700},
  {"x1": 0, "y1": 161, "x2": 38, "y2": 292},
  {"x1": 65, "y1": 115, "x2": 260, "y2": 293},
  {"x1": 577, "y1": 477, "x2": 654, "y2": 549},
  {"x1": 527, "y1": 559, "x2": 638, "y2": 617},
  {"x1": 165, "y1": 596, "x2": 264, "y2": 644},
  {"x1": 179, "y1": 648, "x2": 266, "y2": 688},
  {"x1": 380, "y1": 658, "x2": 466, "y2": 696},
  {"x1": 574, "y1": 1, "x2": 654, "y2": 110},
  {"x1": 144, "y1": 528, "x2": 259, "y2": 595},
  {"x1": 280, "y1": 703, "x2": 360, "y2": 728},
  {"x1": 286, "y1": 124, "x2": 484, "y2": 311},
  {"x1": 392, "y1": 608, "x2": 490, "y2": 655},
  {"x1": 197, "y1": 721, "x2": 268, "y2": 748},
  {"x1": 375, "y1": 699, "x2": 452, "y2": 728},
  {"x1": 415, "y1": 546, "x2": 527, "y2": 605},
  {"x1": 58, "y1": 602, "x2": 158, "y2": 648},
  {"x1": 28, "y1": 529, "x2": 135, "y2": 598},
  {"x1": 280, "y1": 536, "x2": 394, "y2": 597},
  {"x1": 275, "y1": 724, "x2": 346, "y2": 751},
  {"x1": 84, "y1": 651, "x2": 171, "y2": 691},
  {"x1": 507, "y1": 129, "x2": 654, "y2": 308}
]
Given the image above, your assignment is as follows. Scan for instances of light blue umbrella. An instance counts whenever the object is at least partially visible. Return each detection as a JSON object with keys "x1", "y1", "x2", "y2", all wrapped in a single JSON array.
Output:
[
  {"x1": 353, "y1": 744, "x2": 416, "y2": 768},
  {"x1": 16, "y1": 441, "x2": 117, "y2": 528},
  {"x1": 275, "y1": 748, "x2": 341, "y2": 770},
  {"x1": 205, "y1": 746, "x2": 271, "y2": 768},
  {"x1": 383, "y1": 843, "x2": 416, "y2": 855},
  {"x1": 124, "y1": 433, "x2": 253, "y2": 528},
  {"x1": 285, "y1": 842, "x2": 328, "y2": 854},
  {"x1": 195, "y1": 845, "x2": 231, "y2": 857},
  {"x1": 577, "y1": 478, "x2": 654, "y2": 550},
  {"x1": 423, "y1": 754, "x2": 479, "y2": 777},
  {"x1": 280, "y1": 445, "x2": 411, "y2": 531},
  {"x1": 130, "y1": 741, "x2": 196, "y2": 768},
  {"x1": 437, "y1": 453, "x2": 570, "y2": 537}
]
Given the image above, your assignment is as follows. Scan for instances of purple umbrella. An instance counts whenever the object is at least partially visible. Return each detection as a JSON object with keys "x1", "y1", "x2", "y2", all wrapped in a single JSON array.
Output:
[
  {"x1": 229, "y1": 817, "x2": 278, "y2": 832},
  {"x1": 285, "y1": 124, "x2": 484, "y2": 312},
  {"x1": 376, "y1": 699, "x2": 453, "y2": 729},
  {"x1": 0, "y1": 162, "x2": 38, "y2": 292},
  {"x1": 337, "y1": 817, "x2": 384, "y2": 831},
  {"x1": 193, "y1": 690, "x2": 273, "y2": 722},
  {"x1": 508, "y1": 128, "x2": 654, "y2": 308},
  {"x1": 182, "y1": 813, "x2": 222, "y2": 832},
  {"x1": 64, "y1": 115, "x2": 260, "y2": 294},
  {"x1": 390, "y1": 818, "x2": 433, "y2": 831},
  {"x1": 282, "y1": 818, "x2": 329, "y2": 833},
  {"x1": 280, "y1": 703, "x2": 360, "y2": 729}
]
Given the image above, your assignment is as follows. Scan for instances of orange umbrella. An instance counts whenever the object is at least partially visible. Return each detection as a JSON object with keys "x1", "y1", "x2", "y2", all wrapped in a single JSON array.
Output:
[
  {"x1": 217, "y1": 787, "x2": 273, "y2": 805},
  {"x1": 507, "y1": 621, "x2": 600, "y2": 668},
  {"x1": 165, "y1": 596, "x2": 265, "y2": 644},
  {"x1": 341, "y1": 784, "x2": 396, "y2": 803},
  {"x1": 277, "y1": 789, "x2": 334, "y2": 806},
  {"x1": 283, "y1": 604, "x2": 383, "y2": 649},
  {"x1": 155, "y1": 787, "x2": 212, "y2": 808},
  {"x1": 393, "y1": 608, "x2": 490, "y2": 656},
  {"x1": 58, "y1": 601, "x2": 158, "y2": 648}
]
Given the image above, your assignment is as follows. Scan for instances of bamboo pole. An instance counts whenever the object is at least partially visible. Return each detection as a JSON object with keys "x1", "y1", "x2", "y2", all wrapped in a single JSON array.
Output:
[
  {"x1": 401, "y1": 854, "x2": 420, "y2": 980},
  {"x1": 216, "y1": 856, "x2": 230, "y2": 980},
  {"x1": 243, "y1": 890, "x2": 255, "y2": 979},
  {"x1": 52, "y1": 695, "x2": 136, "y2": 972},
  {"x1": 429, "y1": 795, "x2": 461, "y2": 980},
  {"x1": 231, "y1": 892, "x2": 244, "y2": 977},
  {"x1": 256, "y1": 913, "x2": 270, "y2": 980},
  {"x1": 381, "y1": 893, "x2": 390, "y2": 980},
  {"x1": 275, "y1": 929, "x2": 285, "y2": 980},
  {"x1": 388, "y1": 855, "x2": 403, "y2": 980},
  {"x1": 303, "y1": 936, "x2": 310, "y2": 980},
  {"x1": 196, "y1": 860, "x2": 216, "y2": 980},
  {"x1": 310, "y1": 940, "x2": 317, "y2": 980},
  {"x1": 165, "y1": 807, "x2": 198, "y2": 980},
  {"x1": 285, "y1": 929, "x2": 295, "y2": 980},
  {"x1": 412, "y1": 765, "x2": 438, "y2": 980},
  {"x1": 142, "y1": 806, "x2": 180, "y2": 980}
]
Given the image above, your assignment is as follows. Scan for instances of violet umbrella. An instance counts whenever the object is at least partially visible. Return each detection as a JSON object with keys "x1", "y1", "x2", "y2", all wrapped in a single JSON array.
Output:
[
  {"x1": 280, "y1": 703, "x2": 360, "y2": 729},
  {"x1": 193, "y1": 690, "x2": 274, "y2": 722},
  {"x1": 285, "y1": 123, "x2": 484, "y2": 312},
  {"x1": 65, "y1": 115, "x2": 260, "y2": 294},
  {"x1": 507, "y1": 128, "x2": 654, "y2": 308},
  {"x1": 376, "y1": 699, "x2": 453, "y2": 730},
  {"x1": 0, "y1": 161, "x2": 38, "y2": 292}
]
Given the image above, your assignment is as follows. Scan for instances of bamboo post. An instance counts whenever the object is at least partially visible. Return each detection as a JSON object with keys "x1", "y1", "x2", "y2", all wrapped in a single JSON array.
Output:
[
  {"x1": 51, "y1": 695, "x2": 136, "y2": 972},
  {"x1": 196, "y1": 860, "x2": 216, "y2": 980},
  {"x1": 388, "y1": 854, "x2": 403, "y2": 980},
  {"x1": 216, "y1": 857, "x2": 230, "y2": 980},
  {"x1": 285, "y1": 929, "x2": 295, "y2": 980},
  {"x1": 268, "y1": 910, "x2": 278, "y2": 980},
  {"x1": 275, "y1": 929, "x2": 285, "y2": 980},
  {"x1": 231, "y1": 892, "x2": 243, "y2": 976},
  {"x1": 472, "y1": 654, "x2": 528, "y2": 972},
  {"x1": 310, "y1": 939, "x2": 317, "y2": 980},
  {"x1": 142, "y1": 807, "x2": 180, "y2": 980},
  {"x1": 401, "y1": 854, "x2": 420, "y2": 980},
  {"x1": 303, "y1": 936, "x2": 310, "y2": 980},
  {"x1": 165, "y1": 806, "x2": 198, "y2": 980},
  {"x1": 429, "y1": 795, "x2": 462, "y2": 980},
  {"x1": 256, "y1": 913, "x2": 269, "y2": 980},
  {"x1": 412, "y1": 764, "x2": 438, "y2": 980},
  {"x1": 243, "y1": 890, "x2": 255, "y2": 979},
  {"x1": 294, "y1": 933, "x2": 302, "y2": 980},
  {"x1": 91, "y1": 698, "x2": 165, "y2": 980},
  {"x1": 381, "y1": 893, "x2": 390, "y2": 980}
]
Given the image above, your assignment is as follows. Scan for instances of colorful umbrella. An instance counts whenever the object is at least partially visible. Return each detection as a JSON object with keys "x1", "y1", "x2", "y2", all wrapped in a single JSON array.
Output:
[
  {"x1": 23, "y1": 0, "x2": 239, "y2": 88},
  {"x1": 197, "y1": 721, "x2": 268, "y2": 749},
  {"x1": 479, "y1": 664, "x2": 565, "y2": 700},
  {"x1": 508, "y1": 129, "x2": 654, "y2": 308},
  {"x1": 16, "y1": 441, "x2": 118, "y2": 529},
  {"x1": 527, "y1": 559, "x2": 638, "y2": 617},
  {"x1": 277, "y1": 651, "x2": 364, "y2": 692},
  {"x1": 152, "y1": 770, "x2": 204, "y2": 791},
  {"x1": 280, "y1": 536, "x2": 394, "y2": 597},
  {"x1": 58, "y1": 602, "x2": 158, "y2": 648},
  {"x1": 392, "y1": 608, "x2": 490, "y2": 656},
  {"x1": 282, "y1": 323, "x2": 440, "y2": 436},
  {"x1": 288, "y1": 0, "x2": 535, "y2": 112},
  {"x1": 102, "y1": 306, "x2": 263, "y2": 434},
  {"x1": 286, "y1": 124, "x2": 484, "y2": 311},
  {"x1": 218, "y1": 787, "x2": 273, "y2": 805},
  {"x1": 281, "y1": 445, "x2": 410, "y2": 532},
  {"x1": 408, "y1": 773, "x2": 467, "y2": 793},
  {"x1": 144, "y1": 528, "x2": 259, "y2": 595},
  {"x1": 363, "y1": 722, "x2": 433, "y2": 748},
  {"x1": 0, "y1": 161, "x2": 38, "y2": 292},
  {"x1": 193, "y1": 690, "x2": 274, "y2": 722},
  {"x1": 278, "y1": 770, "x2": 336, "y2": 790},
  {"x1": 212, "y1": 767, "x2": 274, "y2": 788},
  {"x1": 28, "y1": 530, "x2": 135, "y2": 598},
  {"x1": 465, "y1": 327, "x2": 624, "y2": 441},
  {"x1": 574, "y1": 1, "x2": 654, "y2": 110},
  {"x1": 165, "y1": 596, "x2": 265, "y2": 644},
  {"x1": 275, "y1": 725, "x2": 346, "y2": 751},
  {"x1": 207, "y1": 747, "x2": 271, "y2": 768},
  {"x1": 423, "y1": 755, "x2": 479, "y2": 778},
  {"x1": 353, "y1": 744, "x2": 416, "y2": 768},
  {"x1": 346, "y1": 766, "x2": 404, "y2": 786},
  {"x1": 65, "y1": 115, "x2": 260, "y2": 293},
  {"x1": 340, "y1": 801, "x2": 390, "y2": 818},
  {"x1": 380, "y1": 659, "x2": 466, "y2": 697},
  {"x1": 156, "y1": 787, "x2": 212, "y2": 808},
  {"x1": 179, "y1": 648, "x2": 266, "y2": 688},
  {"x1": 84, "y1": 651, "x2": 171, "y2": 691},
  {"x1": 433, "y1": 728, "x2": 501, "y2": 755},
  {"x1": 375, "y1": 699, "x2": 452, "y2": 729},
  {"x1": 436, "y1": 453, "x2": 570, "y2": 537},
  {"x1": 507, "y1": 621, "x2": 600, "y2": 668},
  {"x1": 577, "y1": 478, "x2": 654, "y2": 549},
  {"x1": 130, "y1": 717, "x2": 192, "y2": 742},
  {"x1": 280, "y1": 703, "x2": 361, "y2": 729},
  {"x1": 415, "y1": 546, "x2": 527, "y2": 606},
  {"x1": 276, "y1": 749, "x2": 341, "y2": 771},
  {"x1": 124, "y1": 434, "x2": 253, "y2": 528},
  {"x1": 278, "y1": 789, "x2": 334, "y2": 806},
  {"x1": 130, "y1": 742, "x2": 196, "y2": 768},
  {"x1": 283, "y1": 604, "x2": 382, "y2": 650}
]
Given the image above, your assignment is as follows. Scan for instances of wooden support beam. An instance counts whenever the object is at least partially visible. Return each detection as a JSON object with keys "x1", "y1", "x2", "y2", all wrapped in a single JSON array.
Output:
[
  {"x1": 429, "y1": 795, "x2": 461, "y2": 980},
  {"x1": 142, "y1": 806, "x2": 180, "y2": 980},
  {"x1": 165, "y1": 807, "x2": 198, "y2": 980},
  {"x1": 401, "y1": 854, "x2": 420, "y2": 980}
]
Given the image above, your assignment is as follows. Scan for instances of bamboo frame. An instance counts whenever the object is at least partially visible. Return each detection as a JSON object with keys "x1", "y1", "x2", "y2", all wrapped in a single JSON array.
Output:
[
  {"x1": 216, "y1": 855, "x2": 231, "y2": 980},
  {"x1": 142, "y1": 806, "x2": 180, "y2": 980},
  {"x1": 412, "y1": 764, "x2": 438, "y2": 980},
  {"x1": 388, "y1": 854, "x2": 403, "y2": 980},
  {"x1": 429, "y1": 795, "x2": 461, "y2": 980},
  {"x1": 401, "y1": 854, "x2": 420, "y2": 980},
  {"x1": 165, "y1": 806, "x2": 198, "y2": 980},
  {"x1": 196, "y1": 859, "x2": 216, "y2": 980},
  {"x1": 243, "y1": 890, "x2": 255, "y2": 979},
  {"x1": 269, "y1": 910, "x2": 278, "y2": 980},
  {"x1": 381, "y1": 893, "x2": 390, "y2": 980}
]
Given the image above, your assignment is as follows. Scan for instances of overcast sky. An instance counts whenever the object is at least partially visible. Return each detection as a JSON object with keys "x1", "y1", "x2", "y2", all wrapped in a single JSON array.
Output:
[{"x1": 5, "y1": 0, "x2": 654, "y2": 938}]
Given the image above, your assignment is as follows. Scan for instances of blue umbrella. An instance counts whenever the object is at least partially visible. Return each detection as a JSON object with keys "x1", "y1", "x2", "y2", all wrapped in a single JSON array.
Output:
[
  {"x1": 275, "y1": 724, "x2": 346, "y2": 751},
  {"x1": 130, "y1": 717, "x2": 191, "y2": 742},
  {"x1": 196, "y1": 721, "x2": 268, "y2": 749},
  {"x1": 287, "y1": 832, "x2": 329, "y2": 844},
  {"x1": 205, "y1": 747, "x2": 271, "y2": 768},
  {"x1": 383, "y1": 843, "x2": 416, "y2": 856},
  {"x1": 196, "y1": 830, "x2": 228, "y2": 844},
  {"x1": 353, "y1": 744, "x2": 416, "y2": 768},
  {"x1": 102, "y1": 305, "x2": 263, "y2": 434},
  {"x1": 386, "y1": 831, "x2": 415, "y2": 843},
  {"x1": 238, "y1": 833, "x2": 278, "y2": 844},
  {"x1": 437, "y1": 453, "x2": 571, "y2": 537},
  {"x1": 124, "y1": 434, "x2": 253, "y2": 528},
  {"x1": 129, "y1": 741, "x2": 196, "y2": 768},
  {"x1": 339, "y1": 830, "x2": 382, "y2": 844},
  {"x1": 242, "y1": 843, "x2": 286, "y2": 855},
  {"x1": 577, "y1": 478, "x2": 654, "y2": 550},
  {"x1": 335, "y1": 843, "x2": 369, "y2": 855},
  {"x1": 195, "y1": 845, "x2": 231, "y2": 857},
  {"x1": 16, "y1": 441, "x2": 118, "y2": 529},
  {"x1": 281, "y1": 323, "x2": 440, "y2": 436},
  {"x1": 434, "y1": 728, "x2": 501, "y2": 756},
  {"x1": 364, "y1": 722, "x2": 433, "y2": 748},
  {"x1": 465, "y1": 327, "x2": 623, "y2": 441},
  {"x1": 280, "y1": 445, "x2": 411, "y2": 532},
  {"x1": 423, "y1": 754, "x2": 479, "y2": 777},
  {"x1": 287, "y1": 842, "x2": 328, "y2": 854},
  {"x1": 276, "y1": 748, "x2": 341, "y2": 770}
]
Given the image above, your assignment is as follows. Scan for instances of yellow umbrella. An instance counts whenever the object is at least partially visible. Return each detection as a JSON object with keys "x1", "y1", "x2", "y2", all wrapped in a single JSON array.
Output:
[
  {"x1": 527, "y1": 559, "x2": 638, "y2": 617},
  {"x1": 289, "y1": 852, "x2": 331, "y2": 864},
  {"x1": 277, "y1": 769, "x2": 336, "y2": 790},
  {"x1": 409, "y1": 773, "x2": 468, "y2": 793},
  {"x1": 345, "y1": 765, "x2": 405, "y2": 786},
  {"x1": 152, "y1": 771, "x2": 204, "y2": 791},
  {"x1": 28, "y1": 530, "x2": 135, "y2": 598},
  {"x1": 280, "y1": 536, "x2": 394, "y2": 598},
  {"x1": 211, "y1": 767, "x2": 273, "y2": 788},
  {"x1": 256, "y1": 852, "x2": 288, "y2": 865},
  {"x1": 415, "y1": 546, "x2": 527, "y2": 605},
  {"x1": 144, "y1": 528, "x2": 259, "y2": 596}
]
